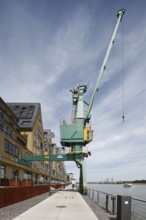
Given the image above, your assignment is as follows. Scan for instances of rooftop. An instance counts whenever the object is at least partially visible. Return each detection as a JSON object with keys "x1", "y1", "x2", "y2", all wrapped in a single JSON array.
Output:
[{"x1": 7, "y1": 103, "x2": 41, "y2": 130}]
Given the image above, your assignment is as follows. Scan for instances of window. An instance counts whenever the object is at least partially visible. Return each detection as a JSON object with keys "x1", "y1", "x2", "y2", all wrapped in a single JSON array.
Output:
[
  {"x1": 22, "y1": 121, "x2": 31, "y2": 125},
  {"x1": 7, "y1": 128, "x2": 12, "y2": 138},
  {"x1": 16, "y1": 128, "x2": 20, "y2": 133},
  {"x1": 2, "y1": 124, "x2": 7, "y2": 134},
  {"x1": 0, "y1": 121, "x2": 2, "y2": 131},
  {"x1": 5, "y1": 139, "x2": 9, "y2": 152},
  {"x1": 4, "y1": 139, "x2": 19, "y2": 157},
  {"x1": 9, "y1": 114, "x2": 14, "y2": 122},
  {"x1": 17, "y1": 136, "x2": 26, "y2": 147},
  {"x1": 37, "y1": 128, "x2": 42, "y2": 139},
  {"x1": 0, "y1": 108, "x2": 3, "y2": 119},
  {"x1": 0, "y1": 165, "x2": 6, "y2": 178},
  {"x1": 24, "y1": 171, "x2": 32, "y2": 180},
  {"x1": 12, "y1": 169, "x2": 19, "y2": 179},
  {"x1": 15, "y1": 147, "x2": 19, "y2": 156},
  {"x1": 33, "y1": 133, "x2": 37, "y2": 142},
  {"x1": 9, "y1": 122, "x2": 14, "y2": 128},
  {"x1": 0, "y1": 122, "x2": 13, "y2": 138}
]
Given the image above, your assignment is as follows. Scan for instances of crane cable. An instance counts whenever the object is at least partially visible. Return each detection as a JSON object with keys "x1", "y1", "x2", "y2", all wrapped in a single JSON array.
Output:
[{"x1": 122, "y1": 21, "x2": 125, "y2": 122}]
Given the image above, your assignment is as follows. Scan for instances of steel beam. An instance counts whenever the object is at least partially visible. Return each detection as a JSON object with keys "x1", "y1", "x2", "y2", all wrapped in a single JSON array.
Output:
[{"x1": 21, "y1": 153, "x2": 84, "y2": 161}]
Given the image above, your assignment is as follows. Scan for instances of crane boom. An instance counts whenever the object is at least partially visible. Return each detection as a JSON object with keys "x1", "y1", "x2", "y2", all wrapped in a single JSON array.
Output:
[{"x1": 85, "y1": 9, "x2": 125, "y2": 120}]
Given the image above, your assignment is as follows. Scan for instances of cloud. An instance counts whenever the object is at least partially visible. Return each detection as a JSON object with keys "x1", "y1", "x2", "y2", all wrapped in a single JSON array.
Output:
[{"x1": 0, "y1": 0, "x2": 146, "y2": 182}]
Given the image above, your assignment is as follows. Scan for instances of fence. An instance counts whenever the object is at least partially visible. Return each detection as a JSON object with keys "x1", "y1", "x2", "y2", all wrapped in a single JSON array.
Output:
[
  {"x1": 132, "y1": 197, "x2": 146, "y2": 220},
  {"x1": 87, "y1": 188, "x2": 146, "y2": 220}
]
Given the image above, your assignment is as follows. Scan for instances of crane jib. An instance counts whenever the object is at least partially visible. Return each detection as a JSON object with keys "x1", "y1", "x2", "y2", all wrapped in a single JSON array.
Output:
[{"x1": 85, "y1": 9, "x2": 125, "y2": 120}]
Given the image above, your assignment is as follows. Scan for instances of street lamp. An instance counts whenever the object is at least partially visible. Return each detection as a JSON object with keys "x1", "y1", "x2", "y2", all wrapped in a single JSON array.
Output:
[{"x1": 44, "y1": 129, "x2": 55, "y2": 196}]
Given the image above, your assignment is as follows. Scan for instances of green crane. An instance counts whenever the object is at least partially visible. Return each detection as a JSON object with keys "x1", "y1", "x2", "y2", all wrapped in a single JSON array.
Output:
[{"x1": 60, "y1": 9, "x2": 125, "y2": 194}]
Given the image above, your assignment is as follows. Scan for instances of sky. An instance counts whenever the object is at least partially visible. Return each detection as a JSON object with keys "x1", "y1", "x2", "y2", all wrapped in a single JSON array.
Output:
[{"x1": 0, "y1": 0, "x2": 146, "y2": 182}]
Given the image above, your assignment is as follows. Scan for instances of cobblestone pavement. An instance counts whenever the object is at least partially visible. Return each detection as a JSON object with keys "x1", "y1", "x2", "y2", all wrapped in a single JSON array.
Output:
[
  {"x1": 0, "y1": 192, "x2": 49, "y2": 220},
  {"x1": 0, "y1": 190, "x2": 117, "y2": 220}
]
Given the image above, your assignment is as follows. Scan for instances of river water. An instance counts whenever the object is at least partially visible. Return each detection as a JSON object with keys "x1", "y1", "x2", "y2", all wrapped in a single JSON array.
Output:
[{"x1": 88, "y1": 183, "x2": 146, "y2": 201}]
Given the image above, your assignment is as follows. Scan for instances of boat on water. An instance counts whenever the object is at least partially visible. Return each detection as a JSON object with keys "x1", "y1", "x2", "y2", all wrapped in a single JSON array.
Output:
[{"x1": 123, "y1": 183, "x2": 132, "y2": 188}]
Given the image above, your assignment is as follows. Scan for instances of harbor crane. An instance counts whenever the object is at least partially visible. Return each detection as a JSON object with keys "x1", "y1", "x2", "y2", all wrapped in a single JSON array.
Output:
[
  {"x1": 22, "y1": 9, "x2": 125, "y2": 195},
  {"x1": 60, "y1": 9, "x2": 125, "y2": 194}
]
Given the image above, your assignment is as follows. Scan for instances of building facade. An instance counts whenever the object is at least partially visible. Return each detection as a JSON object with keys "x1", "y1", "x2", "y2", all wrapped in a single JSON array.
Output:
[{"x1": 0, "y1": 97, "x2": 67, "y2": 186}]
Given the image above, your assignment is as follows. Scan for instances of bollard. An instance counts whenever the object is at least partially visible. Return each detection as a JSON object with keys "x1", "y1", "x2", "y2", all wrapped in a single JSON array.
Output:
[
  {"x1": 111, "y1": 196, "x2": 116, "y2": 215},
  {"x1": 97, "y1": 191, "x2": 99, "y2": 204},
  {"x1": 89, "y1": 189, "x2": 91, "y2": 199},
  {"x1": 92, "y1": 189, "x2": 94, "y2": 200},
  {"x1": 117, "y1": 195, "x2": 131, "y2": 220},
  {"x1": 106, "y1": 194, "x2": 109, "y2": 212}
]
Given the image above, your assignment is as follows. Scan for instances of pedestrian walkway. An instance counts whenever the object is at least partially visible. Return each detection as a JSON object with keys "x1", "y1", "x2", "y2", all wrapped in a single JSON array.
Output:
[{"x1": 12, "y1": 185, "x2": 98, "y2": 220}]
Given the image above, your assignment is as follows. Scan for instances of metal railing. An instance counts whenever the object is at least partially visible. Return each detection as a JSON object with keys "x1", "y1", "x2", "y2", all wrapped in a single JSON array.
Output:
[
  {"x1": 132, "y1": 197, "x2": 146, "y2": 220},
  {"x1": 87, "y1": 188, "x2": 116, "y2": 215},
  {"x1": 87, "y1": 188, "x2": 146, "y2": 220}
]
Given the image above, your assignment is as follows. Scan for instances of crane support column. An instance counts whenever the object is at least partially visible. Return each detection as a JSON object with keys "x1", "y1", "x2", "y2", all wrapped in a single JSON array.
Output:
[{"x1": 76, "y1": 160, "x2": 87, "y2": 195}]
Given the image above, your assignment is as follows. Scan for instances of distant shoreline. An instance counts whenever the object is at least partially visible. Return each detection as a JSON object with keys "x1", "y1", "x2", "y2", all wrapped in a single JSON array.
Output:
[{"x1": 88, "y1": 180, "x2": 146, "y2": 185}]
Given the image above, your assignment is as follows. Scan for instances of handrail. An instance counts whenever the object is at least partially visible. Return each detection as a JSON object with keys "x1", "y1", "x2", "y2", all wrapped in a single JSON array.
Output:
[
  {"x1": 87, "y1": 188, "x2": 116, "y2": 214},
  {"x1": 132, "y1": 197, "x2": 146, "y2": 203},
  {"x1": 88, "y1": 188, "x2": 114, "y2": 197}
]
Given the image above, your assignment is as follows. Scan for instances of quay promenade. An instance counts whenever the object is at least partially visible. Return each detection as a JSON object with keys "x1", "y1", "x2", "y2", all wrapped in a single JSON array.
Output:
[
  {"x1": 12, "y1": 185, "x2": 99, "y2": 220},
  {"x1": 0, "y1": 185, "x2": 116, "y2": 220}
]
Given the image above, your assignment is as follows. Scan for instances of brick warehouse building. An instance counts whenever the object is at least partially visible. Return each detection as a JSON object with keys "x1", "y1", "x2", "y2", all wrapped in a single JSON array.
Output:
[{"x1": 0, "y1": 97, "x2": 67, "y2": 186}]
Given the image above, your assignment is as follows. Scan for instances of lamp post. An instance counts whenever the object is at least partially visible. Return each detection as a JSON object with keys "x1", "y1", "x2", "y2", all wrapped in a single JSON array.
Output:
[
  {"x1": 44, "y1": 129, "x2": 55, "y2": 196},
  {"x1": 49, "y1": 143, "x2": 56, "y2": 195},
  {"x1": 49, "y1": 144, "x2": 52, "y2": 196}
]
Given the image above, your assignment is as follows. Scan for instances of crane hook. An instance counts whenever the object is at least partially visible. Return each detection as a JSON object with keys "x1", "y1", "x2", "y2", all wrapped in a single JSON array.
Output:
[{"x1": 122, "y1": 115, "x2": 125, "y2": 122}]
